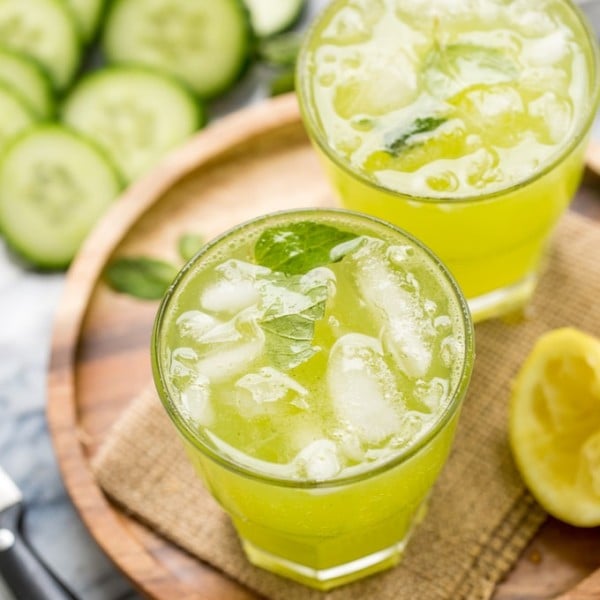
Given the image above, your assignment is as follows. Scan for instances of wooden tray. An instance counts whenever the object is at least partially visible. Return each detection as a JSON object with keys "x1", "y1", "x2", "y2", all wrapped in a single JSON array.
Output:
[{"x1": 47, "y1": 94, "x2": 600, "y2": 600}]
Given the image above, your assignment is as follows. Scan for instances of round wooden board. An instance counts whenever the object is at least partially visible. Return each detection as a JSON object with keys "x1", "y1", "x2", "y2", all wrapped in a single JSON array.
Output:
[{"x1": 48, "y1": 94, "x2": 600, "y2": 600}]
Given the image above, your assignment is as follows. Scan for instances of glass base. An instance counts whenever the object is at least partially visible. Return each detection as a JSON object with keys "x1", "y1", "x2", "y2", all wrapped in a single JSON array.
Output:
[
  {"x1": 468, "y1": 273, "x2": 537, "y2": 322},
  {"x1": 242, "y1": 537, "x2": 408, "y2": 591},
  {"x1": 240, "y1": 501, "x2": 428, "y2": 591}
]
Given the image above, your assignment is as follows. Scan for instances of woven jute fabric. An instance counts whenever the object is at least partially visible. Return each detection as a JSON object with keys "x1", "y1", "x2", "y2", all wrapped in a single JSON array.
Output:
[{"x1": 94, "y1": 211, "x2": 600, "y2": 600}]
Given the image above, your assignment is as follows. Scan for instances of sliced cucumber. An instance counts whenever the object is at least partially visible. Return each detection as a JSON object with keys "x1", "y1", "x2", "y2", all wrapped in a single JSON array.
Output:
[
  {"x1": 0, "y1": 84, "x2": 38, "y2": 151},
  {"x1": 62, "y1": 67, "x2": 204, "y2": 182},
  {"x1": 0, "y1": 47, "x2": 54, "y2": 118},
  {"x1": 244, "y1": 0, "x2": 305, "y2": 37},
  {"x1": 103, "y1": 0, "x2": 252, "y2": 98},
  {"x1": 65, "y1": 0, "x2": 105, "y2": 41},
  {"x1": 0, "y1": 0, "x2": 81, "y2": 91},
  {"x1": 0, "y1": 125, "x2": 122, "y2": 269}
]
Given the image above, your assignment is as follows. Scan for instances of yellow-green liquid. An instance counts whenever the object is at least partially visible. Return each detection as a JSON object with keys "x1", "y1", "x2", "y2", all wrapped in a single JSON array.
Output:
[
  {"x1": 298, "y1": 0, "x2": 599, "y2": 319},
  {"x1": 153, "y1": 211, "x2": 473, "y2": 589}
]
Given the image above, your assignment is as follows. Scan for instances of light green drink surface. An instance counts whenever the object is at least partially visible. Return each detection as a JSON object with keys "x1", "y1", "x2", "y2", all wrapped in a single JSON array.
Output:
[
  {"x1": 301, "y1": 0, "x2": 593, "y2": 197},
  {"x1": 157, "y1": 212, "x2": 470, "y2": 483}
]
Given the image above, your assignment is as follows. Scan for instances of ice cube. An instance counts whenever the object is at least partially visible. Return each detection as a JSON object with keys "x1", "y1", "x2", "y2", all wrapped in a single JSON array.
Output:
[
  {"x1": 216, "y1": 259, "x2": 271, "y2": 280},
  {"x1": 415, "y1": 377, "x2": 449, "y2": 413},
  {"x1": 201, "y1": 279, "x2": 260, "y2": 315},
  {"x1": 434, "y1": 315, "x2": 452, "y2": 331},
  {"x1": 322, "y1": 7, "x2": 372, "y2": 44},
  {"x1": 466, "y1": 148, "x2": 503, "y2": 188},
  {"x1": 195, "y1": 317, "x2": 265, "y2": 383},
  {"x1": 528, "y1": 92, "x2": 572, "y2": 144},
  {"x1": 169, "y1": 347, "x2": 199, "y2": 386},
  {"x1": 520, "y1": 66, "x2": 569, "y2": 97},
  {"x1": 191, "y1": 307, "x2": 261, "y2": 345},
  {"x1": 521, "y1": 31, "x2": 569, "y2": 68},
  {"x1": 333, "y1": 428, "x2": 365, "y2": 462},
  {"x1": 300, "y1": 267, "x2": 337, "y2": 300},
  {"x1": 440, "y1": 335, "x2": 461, "y2": 368},
  {"x1": 327, "y1": 333, "x2": 402, "y2": 445},
  {"x1": 235, "y1": 367, "x2": 308, "y2": 408},
  {"x1": 459, "y1": 86, "x2": 524, "y2": 125},
  {"x1": 176, "y1": 310, "x2": 220, "y2": 340},
  {"x1": 348, "y1": 238, "x2": 433, "y2": 377},
  {"x1": 508, "y1": 2, "x2": 556, "y2": 36},
  {"x1": 424, "y1": 300, "x2": 437, "y2": 316},
  {"x1": 387, "y1": 245, "x2": 415, "y2": 266},
  {"x1": 389, "y1": 411, "x2": 427, "y2": 448},
  {"x1": 453, "y1": 85, "x2": 528, "y2": 152},
  {"x1": 200, "y1": 259, "x2": 270, "y2": 315},
  {"x1": 179, "y1": 375, "x2": 213, "y2": 426},
  {"x1": 294, "y1": 439, "x2": 341, "y2": 481},
  {"x1": 382, "y1": 319, "x2": 433, "y2": 379},
  {"x1": 424, "y1": 44, "x2": 518, "y2": 99},
  {"x1": 333, "y1": 59, "x2": 418, "y2": 118},
  {"x1": 258, "y1": 275, "x2": 323, "y2": 317}
]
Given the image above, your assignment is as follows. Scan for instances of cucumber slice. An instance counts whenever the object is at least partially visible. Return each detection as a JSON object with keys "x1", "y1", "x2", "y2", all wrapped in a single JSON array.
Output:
[
  {"x1": 0, "y1": 125, "x2": 122, "y2": 269},
  {"x1": 244, "y1": 0, "x2": 305, "y2": 37},
  {"x1": 0, "y1": 84, "x2": 37, "y2": 151},
  {"x1": 0, "y1": 47, "x2": 54, "y2": 118},
  {"x1": 62, "y1": 67, "x2": 204, "y2": 181},
  {"x1": 0, "y1": 0, "x2": 81, "y2": 91},
  {"x1": 103, "y1": 0, "x2": 252, "y2": 98},
  {"x1": 65, "y1": 0, "x2": 105, "y2": 41}
]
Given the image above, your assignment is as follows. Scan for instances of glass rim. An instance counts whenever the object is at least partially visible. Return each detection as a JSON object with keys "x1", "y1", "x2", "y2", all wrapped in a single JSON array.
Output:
[
  {"x1": 151, "y1": 208, "x2": 475, "y2": 489},
  {"x1": 296, "y1": 0, "x2": 600, "y2": 205}
]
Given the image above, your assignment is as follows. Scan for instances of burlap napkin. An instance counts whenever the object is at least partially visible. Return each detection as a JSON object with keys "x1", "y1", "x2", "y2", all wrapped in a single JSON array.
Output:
[{"x1": 94, "y1": 211, "x2": 600, "y2": 600}]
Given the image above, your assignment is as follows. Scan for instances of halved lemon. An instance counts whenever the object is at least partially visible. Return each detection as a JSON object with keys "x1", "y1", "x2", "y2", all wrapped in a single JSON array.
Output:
[{"x1": 509, "y1": 327, "x2": 600, "y2": 526}]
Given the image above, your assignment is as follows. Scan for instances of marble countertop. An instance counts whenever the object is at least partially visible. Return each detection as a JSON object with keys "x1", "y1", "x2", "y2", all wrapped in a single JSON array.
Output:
[{"x1": 1, "y1": 2, "x2": 599, "y2": 599}]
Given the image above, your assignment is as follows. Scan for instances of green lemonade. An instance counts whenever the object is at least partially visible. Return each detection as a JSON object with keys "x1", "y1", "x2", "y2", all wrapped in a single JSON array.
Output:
[
  {"x1": 298, "y1": 0, "x2": 600, "y2": 320},
  {"x1": 153, "y1": 210, "x2": 474, "y2": 589}
]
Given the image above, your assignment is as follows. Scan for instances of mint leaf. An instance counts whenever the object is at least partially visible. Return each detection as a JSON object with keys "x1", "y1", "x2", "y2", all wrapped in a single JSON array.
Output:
[
  {"x1": 178, "y1": 233, "x2": 205, "y2": 262},
  {"x1": 105, "y1": 257, "x2": 178, "y2": 300},
  {"x1": 385, "y1": 117, "x2": 446, "y2": 155},
  {"x1": 258, "y1": 273, "x2": 328, "y2": 370},
  {"x1": 255, "y1": 222, "x2": 358, "y2": 275}
]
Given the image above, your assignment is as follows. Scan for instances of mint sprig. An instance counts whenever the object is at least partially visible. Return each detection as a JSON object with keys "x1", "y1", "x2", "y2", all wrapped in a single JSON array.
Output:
[
  {"x1": 385, "y1": 117, "x2": 447, "y2": 156},
  {"x1": 104, "y1": 257, "x2": 178, "y2": 300},
  {"x1": 254, "y1": 221, "x2": 359, "y2": 275},
  {"x1": 258, "y1": 274, "x2": 328, "y2": 370}
]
